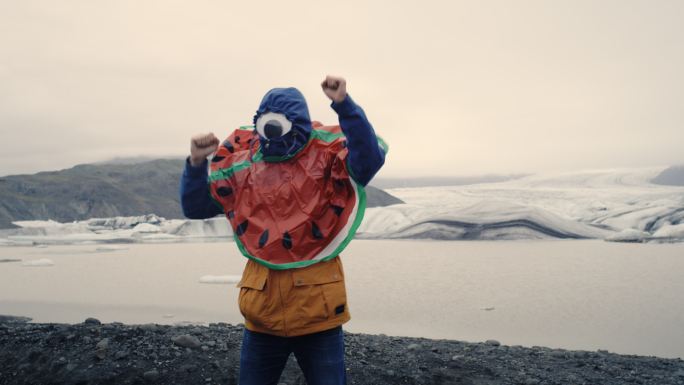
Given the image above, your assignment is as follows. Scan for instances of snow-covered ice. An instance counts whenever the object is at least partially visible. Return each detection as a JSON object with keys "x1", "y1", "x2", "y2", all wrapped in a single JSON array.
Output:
[
  {"x1": 1, "y1": 167, "x2": 682, "y2": 244},
  {"x1": 360, "y1": 167, "x2": 684, "y2": 242}
]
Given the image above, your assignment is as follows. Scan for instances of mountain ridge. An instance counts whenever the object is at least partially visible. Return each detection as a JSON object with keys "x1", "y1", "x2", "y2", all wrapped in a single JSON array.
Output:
[{"x1": 0, "y1": 158, "x2": 403, "y2": 229}]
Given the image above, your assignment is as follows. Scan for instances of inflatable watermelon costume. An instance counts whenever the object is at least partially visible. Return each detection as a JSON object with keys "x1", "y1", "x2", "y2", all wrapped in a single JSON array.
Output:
[
  {"x1": 180, "y1": 82, "x2": 386, "y2": 344},
  {"x1": 208, "y1": 122, "x2": 387, "y2": 269}
]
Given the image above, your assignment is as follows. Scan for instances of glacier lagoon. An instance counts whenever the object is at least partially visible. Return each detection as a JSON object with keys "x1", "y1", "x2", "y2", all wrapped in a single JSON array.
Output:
[
  {"x1": 1, "y1": 239, "x2": 683, "y2": 359},
  {"x1": 3, "y1": 167, "x2": 683, "y2": 245}
]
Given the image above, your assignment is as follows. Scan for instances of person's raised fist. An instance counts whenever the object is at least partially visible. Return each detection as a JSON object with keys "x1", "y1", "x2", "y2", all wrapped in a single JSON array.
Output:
[
  {"x1": 189, "y1": 132, "x2": 219, "y2": 166},
  {"x1": 321, "y1": 75, "x2": 347, "y2": 104}
]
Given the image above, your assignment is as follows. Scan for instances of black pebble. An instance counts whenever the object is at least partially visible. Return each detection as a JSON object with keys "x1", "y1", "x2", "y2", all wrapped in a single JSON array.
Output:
[
  {"x1": 312, "y1": 222, "x2": 324, "y2": 239},
  {"x1": 282, "y1": 232, "x2": 292, "y2": 249},
  {"x1": 235, "y1": 220, "x2": 248, "y2": 236},
  {"x1": 258, "y1": 230, "x2": 269, "y2": 248},
  {"x1": 217, "y1": 186, "x2": 233, "y2": 197}
]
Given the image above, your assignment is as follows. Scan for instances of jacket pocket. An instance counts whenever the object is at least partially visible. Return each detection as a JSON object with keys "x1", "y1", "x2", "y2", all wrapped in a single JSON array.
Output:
[
  {"x1": 237, "y1": 261, "x2": 282, "y2": 330},
  {"x1": 291, "y1": 257, "x2": 348, "y2": 320}
]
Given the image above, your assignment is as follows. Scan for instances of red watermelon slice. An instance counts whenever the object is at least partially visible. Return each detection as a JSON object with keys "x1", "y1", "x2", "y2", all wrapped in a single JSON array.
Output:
[{"x1": 207, "y1": 122, "x2": 382, "y2": 269}]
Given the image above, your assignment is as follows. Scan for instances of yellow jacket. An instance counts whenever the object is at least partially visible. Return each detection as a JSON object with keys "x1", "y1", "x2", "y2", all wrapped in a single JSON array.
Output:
[{"x1": 236, "y1": 255, "x2": 350, "y2": 337}]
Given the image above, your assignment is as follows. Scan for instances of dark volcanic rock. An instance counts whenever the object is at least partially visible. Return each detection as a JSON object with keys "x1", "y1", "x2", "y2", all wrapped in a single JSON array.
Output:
[
  {"x1": 84, "y1": 317, "x2": 101, "y2": 325},
  {"x1": 0, "y1": 319, "x2": 683, "y2": 385},
  {"x1": 171, "y1": 334, "x2": 202, "y2": 349},
  {"x1": 0, "y1": 315, "x2": 31, "y2": 323}
]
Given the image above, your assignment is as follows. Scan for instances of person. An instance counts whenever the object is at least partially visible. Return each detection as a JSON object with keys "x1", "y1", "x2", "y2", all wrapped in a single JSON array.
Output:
[{"x1": 179, "y1": 75, "x2": 386, "y2": 385}]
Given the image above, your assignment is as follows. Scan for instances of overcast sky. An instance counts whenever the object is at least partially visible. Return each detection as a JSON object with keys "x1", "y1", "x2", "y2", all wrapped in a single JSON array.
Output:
[{"x1": 1, "y1": 0, "x2": 682, "y2": 178}]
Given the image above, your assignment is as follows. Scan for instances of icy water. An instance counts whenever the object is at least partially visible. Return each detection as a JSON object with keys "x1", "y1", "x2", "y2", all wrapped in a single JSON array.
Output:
[{"x1": 1, "y1": 240, "x2": 683, "y2": 359}]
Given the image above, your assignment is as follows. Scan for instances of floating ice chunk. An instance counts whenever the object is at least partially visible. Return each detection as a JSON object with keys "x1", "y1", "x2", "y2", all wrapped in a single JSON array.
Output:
[
  {"x1": 12, "y1": 219, "x2": 63, "y2": 228},
  {"x1": 95, "y1": 245, "x2": 129, "y2": 252},
  {"x1": 132, "y1": 223, "x2": 161, "y2": 233},
  {"x1": 199, "y1": 275, "x2": 241, "y2": 284},
  {"x1": 87, "y1": 214, "x2": 164, "y2": 229},
  {"x1": 169, "y1": 217, "x2": 231, "y2": 237},
  {"x1": 652, "y1": 223, "x2": 684, "y2": 239},
  {"x1": 605, "y1": 229, "x2": 651, "y2": 243},
  {"x1": 22, "y1": 258, "x2": 55, "y2": 267}
]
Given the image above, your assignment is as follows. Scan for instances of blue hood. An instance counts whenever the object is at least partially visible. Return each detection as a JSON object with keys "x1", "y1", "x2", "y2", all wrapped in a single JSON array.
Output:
[{"x1": 253, "y1": 87, "x2": 312, "y2": 159}]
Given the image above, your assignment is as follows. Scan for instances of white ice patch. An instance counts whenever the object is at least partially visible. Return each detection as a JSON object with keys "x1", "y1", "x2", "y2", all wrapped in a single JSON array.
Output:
[
  {"x1": 12, "y1": 219, "x2": 63, "y2": 228},
  {"x1": 198, "y1": 275, "x2": 241, "y2": 284},
  {"x1": 22, "y1": 258, "x2": 55, "y2": 267}
]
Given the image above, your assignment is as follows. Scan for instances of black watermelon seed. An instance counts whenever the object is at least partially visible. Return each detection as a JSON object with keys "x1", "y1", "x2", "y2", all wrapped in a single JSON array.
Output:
[
  {"x1": 234, "y1": 136, "x2": 241, "y2": 144},
  {"x1": 235, "y1": 220, "x2": 248, "y2": 236},
  {"x1": 247, "y1": 138, "x2": 252, "y2": 144},
  {"x1": 258, "y1": 230, "x2": 269, "y2": 248},
  {"x1": 227, "y1": 210, "x2": 234, "y2": 219},
  {"x1": 223, "y1": 142, "x2": 234, "y2": 153},
  {"x1": 211, "y1": 155, "x2": 225, "y2": 162},
  {"x1": 312, "y1": 222, "x2": 324, "y2": 239},
  {"x1": 217, "y1": 186, "x2": 233, "y2": 197},
  {"x1": 282, "y1": 232, "x2": 292, "y2": 250},
  {"x1": 331, "y1": 205, "x2": 344, "y2": 216}
]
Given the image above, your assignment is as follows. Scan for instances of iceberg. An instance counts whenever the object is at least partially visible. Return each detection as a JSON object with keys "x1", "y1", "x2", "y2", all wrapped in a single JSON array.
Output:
[
  {"x1": 131, "y1": 223, "x2": 161, "y2": 233},
  {"x1": 95, "y1": 245, "x2": 129, "y2": 252},
  {"x1": 605, "y1": 229, "x2": 652, "y2": 243},
  {"x1": 652, "y1": 223, "x2": 684, "y2": 239}
]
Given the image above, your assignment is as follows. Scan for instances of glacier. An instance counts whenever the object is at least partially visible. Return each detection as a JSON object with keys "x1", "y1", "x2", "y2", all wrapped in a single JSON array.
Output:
[{"x1": 1, "y1": 167, "x2": 682, "y2": 245}]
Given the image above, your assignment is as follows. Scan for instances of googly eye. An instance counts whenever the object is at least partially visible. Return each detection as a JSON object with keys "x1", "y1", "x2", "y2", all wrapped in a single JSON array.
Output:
[{"x1": 256, "y1": 112, "x2": 292, "y2": 139}]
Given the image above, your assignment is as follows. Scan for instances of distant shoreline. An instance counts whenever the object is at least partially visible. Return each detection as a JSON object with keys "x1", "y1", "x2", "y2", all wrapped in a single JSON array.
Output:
[{"x1": 1, "y1": 316, "x2": 682, "y2": 384}]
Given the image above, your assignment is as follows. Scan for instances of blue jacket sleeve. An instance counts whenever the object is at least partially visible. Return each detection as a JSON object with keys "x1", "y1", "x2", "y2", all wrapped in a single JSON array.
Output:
[
  {"x1": 179, "y1": 156, "x2": 224, "y2": 219},
  {"x1": 331, "y1": 95, "x2": 386, "y2": 187}
]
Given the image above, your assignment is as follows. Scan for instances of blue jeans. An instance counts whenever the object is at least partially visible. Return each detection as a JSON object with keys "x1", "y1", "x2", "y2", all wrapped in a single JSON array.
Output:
[{"x1": 239, "y1": 326, "x2": 347, "y2": 385}]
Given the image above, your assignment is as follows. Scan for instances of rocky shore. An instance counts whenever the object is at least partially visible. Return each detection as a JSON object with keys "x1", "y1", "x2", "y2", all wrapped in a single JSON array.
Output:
[{"x1": 1, "y1": 316, "x2": 683, "y2": 385}]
